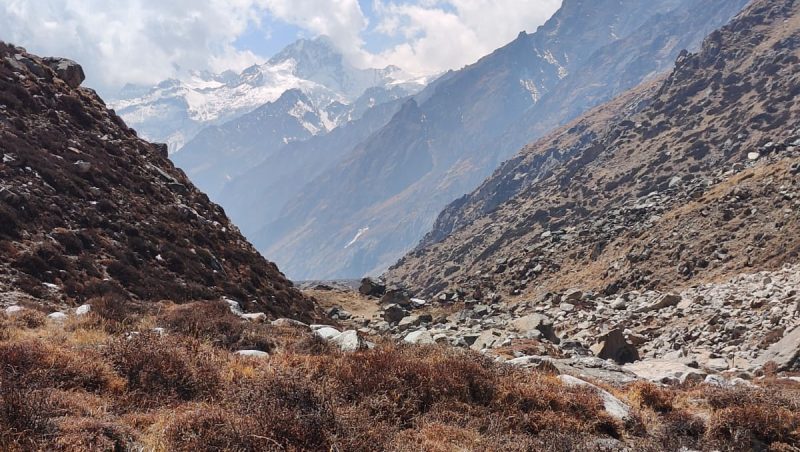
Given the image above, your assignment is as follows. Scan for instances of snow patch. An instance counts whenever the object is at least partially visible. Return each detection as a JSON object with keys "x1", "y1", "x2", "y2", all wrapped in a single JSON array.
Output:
[{"x1": 345, "y1": 227, "x2": 369, "y2": 249}]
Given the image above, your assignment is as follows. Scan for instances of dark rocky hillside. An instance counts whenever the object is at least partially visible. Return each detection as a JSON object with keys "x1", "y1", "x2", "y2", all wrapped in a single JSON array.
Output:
[
  {"x1": 0, "y1": 44, "x2": 314, "y2": 320},
  {"x1": 387, "y1": 0, "x2": 800, "y2": 301}
]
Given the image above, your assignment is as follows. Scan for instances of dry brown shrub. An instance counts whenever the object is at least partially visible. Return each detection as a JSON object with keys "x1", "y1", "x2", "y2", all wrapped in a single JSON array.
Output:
[
  {"x1": 226, "y1": 374, "x2": 335, "y2": 451},
  {"x1": 626, "y1": 381, "x2": 675, "y2": 413},
  {"x1": 308, "y1": 345, "x2": 498, "y2": 425},
  {"x1": 54, "y1": 417, "x2": 135, "y2": 452},
  {"x1": 0, "y1": 340, "x2": 122, "y2": 392},
  {"x1": 158, "y1": 301, "x2": 244, "y2": 344},
  {"x1": 6, "y1": 310, "x2": 47, "y2": 329},
  {"x1": 105, "y1": 333, "x2": 223, "y2": 408},
  {"x1": 705, "y1": 404, "x2": 800, "y2": 448},
  {"x1": 158, "y1": 300, "x2": 288, "y2": 352},
  {"x1": 653, "y1": 409, "x2": 706, "y2": 450},
  {"x1": 0, "y1": 387, "x2": 58, "y2": 449},
  {"x1": 89, "y1": 294, "x2": 145, "y2": 331},
  {"x1": 162, "y1": 404, "x2": 270, "y2": 452}
]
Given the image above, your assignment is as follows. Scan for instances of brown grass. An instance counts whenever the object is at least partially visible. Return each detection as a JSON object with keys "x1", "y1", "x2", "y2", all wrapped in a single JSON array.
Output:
[{"x1": 0, "y1": 301, "x2": 798, "y2": 451}]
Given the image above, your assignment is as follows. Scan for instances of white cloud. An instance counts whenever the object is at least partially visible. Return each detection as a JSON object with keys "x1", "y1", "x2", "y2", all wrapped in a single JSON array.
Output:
[
  {"x1": 0, "y1": 0, "x2": 563, "y2": 93},
  {"x1": 0, "y1": 0, "x2": 273, "y2": 94},
  {"x1": 365, "y1": 0, "x2": 562, "y2": 74},
  {"x1": 262, "y1": 0, "x2": 368, "y2": 61}
]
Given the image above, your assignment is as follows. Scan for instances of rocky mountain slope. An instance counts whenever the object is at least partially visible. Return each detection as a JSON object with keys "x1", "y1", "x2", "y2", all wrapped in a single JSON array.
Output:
[
  {"x1": 0, "y1": 43, "x2": 315, "y2": 321},
  {"x1": 387, "y1": 0, "x2": 800, "y2": 307},
  {"x1": 110, "y1": 36, "x2": 426, "y2": 152},
  {"x1": 216, "y1": 93, "x2": 409, "y2": 236},
  {"x1": 252, "y1": 0, "x2": 749, "y2": 281}
]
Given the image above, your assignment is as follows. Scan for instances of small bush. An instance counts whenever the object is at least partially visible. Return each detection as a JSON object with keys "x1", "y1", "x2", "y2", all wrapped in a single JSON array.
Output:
[
  {"x1": 54, "y1": 417, "x2": 135, "y2": 452},
  {"x1": 158, "y1": 301, "x2": 245, "y2": 348},
  {"x1": 0, "y1": 340, "x2": 121, "y2": 392},
  {"x1": 163, "y1": 404, "x2": 269, "y2": 452},
  {"x1": 627, "y1": 381, "x2": 674, "y2": 413},
  {"x1": 705, "y1": 404, "x2": 799, "y2": 447},
  {"x1": 105, "y1": 333, "x2": 223, "y2": 408}
]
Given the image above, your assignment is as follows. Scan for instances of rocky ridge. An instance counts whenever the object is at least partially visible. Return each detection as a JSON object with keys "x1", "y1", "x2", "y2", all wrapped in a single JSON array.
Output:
[
  {"x1": 253, "y1": 0, "x2": 749, "y2": 281},
  {"x1": 0, "y1": 43, "x2": 315, "y2": 321},
  {"x1": 388, "y1": 0, "x2": 800, "y2": 303}
]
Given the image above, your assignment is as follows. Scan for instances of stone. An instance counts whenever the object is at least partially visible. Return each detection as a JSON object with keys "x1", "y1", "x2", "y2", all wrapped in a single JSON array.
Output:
[
  {"x1": 4, "y1": 305, "x2": 24, "y2": 315},
  {"x1": 381, "y1": 289, "x2": 411, "y2": 307},
  {"x1": 747, "y1": 152, "x2": 760, "y2": 160},
  {"x1": 241, "y1": 312, "x2": 267, "y2": 323},
  {"x1": 224, "y1": 298, "x2": 244, "y2": 316},
  {"x1": 75, "y1": 304, "x2": 92, "y2": 316},
  {"x1": 470, "y1": 329, "x2": 507, "y2": 351},
  {"x1": 271, "y1": 318, "x2": 308, "y2": 328},
  {"x1": 753, "y1": 324, "x2": 800, "y2": 371},
  {"x1": 331, "y1": 330, "x2": 368, "y2": 352},
  {"x1": 636, "y1": 294, "x2": 682, "y2": 313},
  {"x1": 404, "y1": 330, "x2": 435, "y2": 345},
  {"x1": 397, "y1": 315, "x2": 423, "y2": 331},
  {"x1": 314, "y1": 326, "x2": 342, "y2": 340},
  {"x1": 236, "y1": 350, "x2": 269, "y2": 358},
  {"x1": 42, "y1": 57, "x2": 85, "y2": 88},
  {"x1": 558, "y1": 375, "x2": 631, "y2": 421},
  {"x1": 563, "y1": 289, "x2": 583, "y2": 302},
  {"x1": 703, "y1": 375, "x2": 730, "y2": 387},
  {"x1": 382, "y1": 304, "x2": 407, "y2": 323},
  {"x1": 590, "y1": 329, "x2": 639, "y2": 364},
  {"x1": 410, "y1": 298, "x2": 427, "y2": 308},
  {"x1": 47, "y1": 312, "x2": 68, "y2": 322},
  {"x1": 623, "y1": 359, "x2": 707, "y2": 384},
  {"x1": 73, "y1": 160, "x2": 91, "y2": 174},
  {"x1": 560, "y1": 303, "x2": 575, "y2": 312},
  {"x1": 359, "y1": 277, "x2": 386, "y2": 297},
  {"x1": 510, "y1": 314, "x2": 559, "y2": 343}
]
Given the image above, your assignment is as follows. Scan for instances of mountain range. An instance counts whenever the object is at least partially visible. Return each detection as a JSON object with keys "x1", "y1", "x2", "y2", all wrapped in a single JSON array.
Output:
[
  {"x1": 387, "y1": 0, "x2": 800, "y2": 301},
  {"x1": 110, "y1": 36, "x2": 428, "y2": 154},
  {"x1": 237, "y1": 0, "x2": 750, "y2": 280}
]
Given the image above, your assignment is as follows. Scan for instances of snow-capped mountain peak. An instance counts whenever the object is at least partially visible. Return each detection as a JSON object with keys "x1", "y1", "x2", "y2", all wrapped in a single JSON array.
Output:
[{"x1": 109, "y1": 36, "x2": 425, "y2": 153}]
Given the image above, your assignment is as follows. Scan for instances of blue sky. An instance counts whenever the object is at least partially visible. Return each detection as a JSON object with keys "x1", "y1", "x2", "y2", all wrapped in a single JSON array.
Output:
[{"x1": 0, "y1": 0, "x2": 562, "y2": 95}]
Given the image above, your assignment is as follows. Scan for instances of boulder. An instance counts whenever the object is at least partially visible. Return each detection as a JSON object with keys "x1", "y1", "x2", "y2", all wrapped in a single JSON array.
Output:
[
  {"x1": 42, "y1": 57, "x2": 85, "y2": 88},
  {"x1": 558, "y1": 375, "x2": 631, "y2": 421},
  {"x1": 397, "y1": 315, "x2": 423, "y2": 331},
  {"x1": 404, "y1": 330, "x2": 435, "y2": 345},
  {"x1": 271, "y1": 318, "x2": 308, "y2": 328},
  {"x1": 235, "y1": 350, "x2": 269, "y2": 358},
  {"x1": 4, "y1": 305, "x2": 24, "y2": 315},
  {"x1": 753, "y1": 324, "x2": 800, "y2": 371},
  {"x1": 510, "y1": 314, "x2": 559, "y2": 343},
  {"x1": 330, "y1": 330, "x2": 369, "y2": 352},
  {"x1": 382, "y1": 303, "x2": 407, "y2": 323},
  {"x1": 381, "y1": 289, "x2": 411, "y2": 307},
  {"x1": 590, "y1": 328, "x2": 639, "y2": 364},
  {"x1": 241, "y1": 312, "x2": 267, "y2": 323},
  {"x1": 75, "y1": 304, "x2": 92, "y2": 316},
  {"x1": 359, "y1": 277, "x2": 386, "y2": 297},
  {"x1": 623, "y1": 360, "x2": 707, "y2": 384},
  {"x1": 636, "y1": 294, "x2": 682, "y2": 313},
  {"x1": 470, "y1": 329, "x2": 507, "y2": 351},
  {"x1": 314, "y1": 326, "x2": 342, "y2": 340},
  {"x1": 47, "y1": 312, "x2": 68, "y2": 322}
]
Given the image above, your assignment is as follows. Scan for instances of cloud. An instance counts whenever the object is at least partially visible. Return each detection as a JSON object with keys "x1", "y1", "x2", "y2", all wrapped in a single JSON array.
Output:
[
  {"x1": 0, "y1": 0, "x2": 273, "y2": 94},
  {"x1": 262, "y1": 0, "x2": 368, "y2": 60},
  {"x1": 0, "y1": 0, "x2": 563, "y2": 93},
  {"x1": 366, "y1": 0, "x2": 562, "y2": 74}
]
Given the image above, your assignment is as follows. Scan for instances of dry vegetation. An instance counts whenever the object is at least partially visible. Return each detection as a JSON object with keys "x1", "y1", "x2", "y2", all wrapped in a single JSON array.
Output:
[{"x1": 0, "y1": 300, "x2": 798, "y2": 451}]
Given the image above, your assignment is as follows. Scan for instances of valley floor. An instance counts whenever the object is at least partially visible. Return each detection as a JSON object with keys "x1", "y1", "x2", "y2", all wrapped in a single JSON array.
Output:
[{"x1": 1, "y1": 290, "x2": 798, "y2": 451}]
